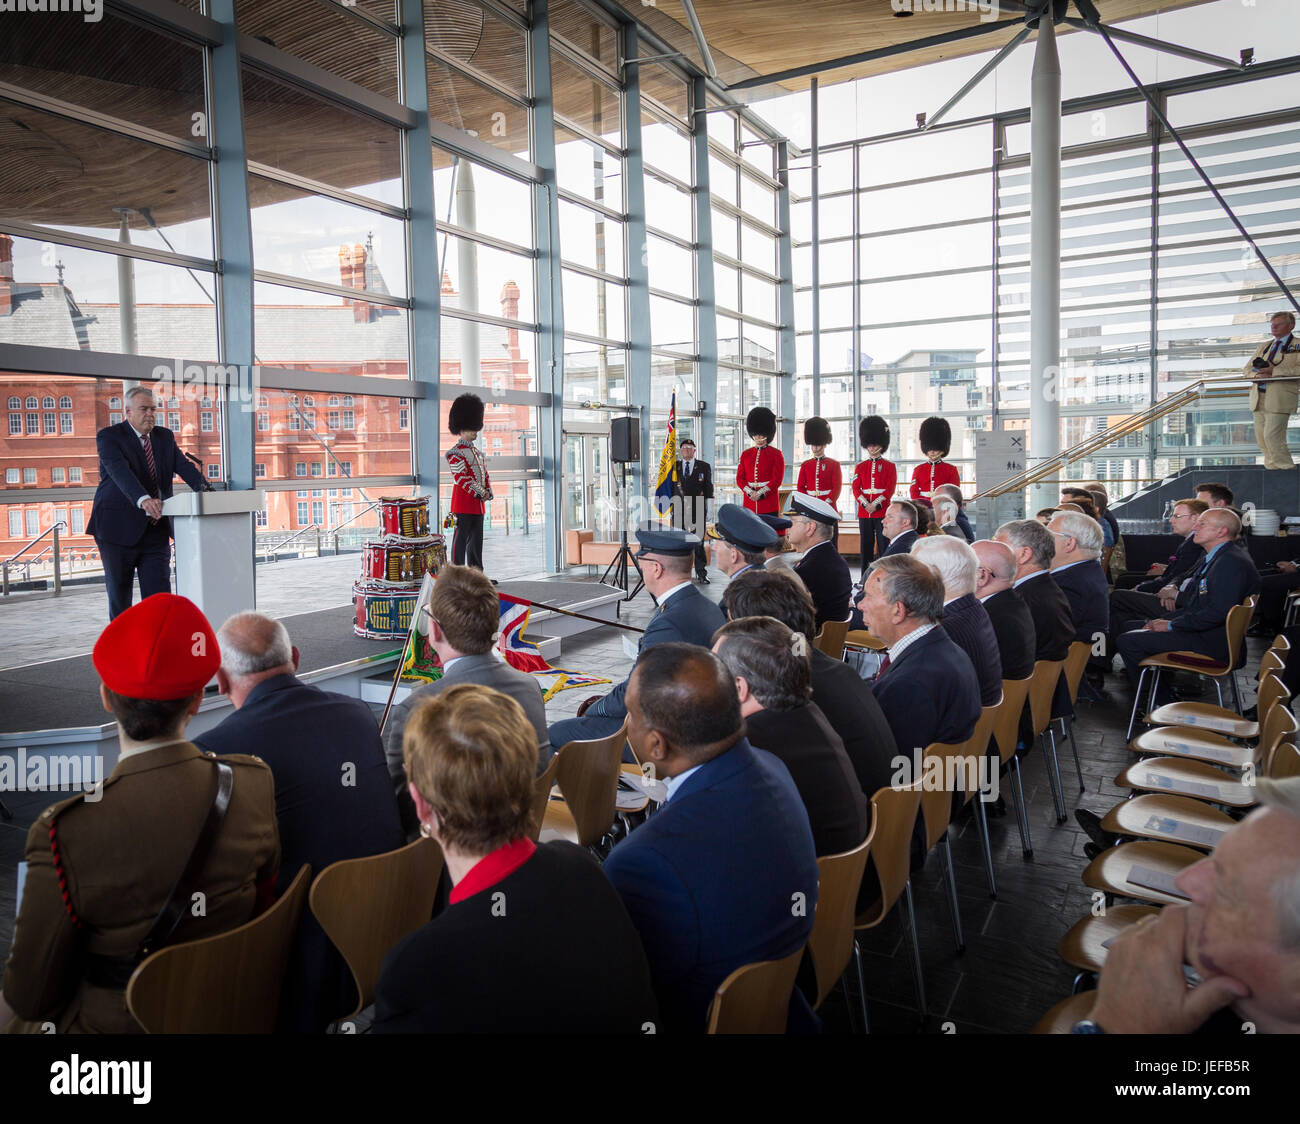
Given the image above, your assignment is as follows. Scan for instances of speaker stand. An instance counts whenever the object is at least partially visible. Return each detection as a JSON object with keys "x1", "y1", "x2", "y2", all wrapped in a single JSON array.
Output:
[{"x1": 601, "y1": 463, "x2": 644, "y2": 601}]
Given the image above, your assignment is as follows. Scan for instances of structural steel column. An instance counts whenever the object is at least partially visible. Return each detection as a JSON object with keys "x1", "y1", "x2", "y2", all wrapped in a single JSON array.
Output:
[
  {"x1": 622, "y1": 23, "x2": 654, "y2": 508},
  {"x1": 691, "y1": 75, "x2": 718, "y2": 463},
  {"x1": 1029, "y1": 15, "x2": 1061, "y2": 512},
  {"x1": 810, "y1": 77, "x2": 820, "y2": 419},
  {"x1": 776, "y1": 141, "x2": 797, "y2": 475}
]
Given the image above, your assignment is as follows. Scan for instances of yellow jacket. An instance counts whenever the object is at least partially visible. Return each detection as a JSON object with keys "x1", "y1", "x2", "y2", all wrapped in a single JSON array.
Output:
[{"x1": 1245, "y1": 333, "x2": 1300, "y2": 412}]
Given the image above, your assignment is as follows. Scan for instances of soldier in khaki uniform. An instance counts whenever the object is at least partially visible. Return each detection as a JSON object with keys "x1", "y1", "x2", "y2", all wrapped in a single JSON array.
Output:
[
  {"x1": 1245, "y1": 310, "x2": 1300, "y2": 470},
  {"x1": 1, "y1": 593, "x2": 279, "y2": 1034}
]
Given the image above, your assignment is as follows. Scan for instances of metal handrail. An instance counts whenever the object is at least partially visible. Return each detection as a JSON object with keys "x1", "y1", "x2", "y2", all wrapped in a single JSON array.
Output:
[
  {"x1": 3, "y1": 520, "x2": 67, "y2": 565},
  {"x1": 261, "y1": 523, "x2": 321, "y2": 558},
  {"x1": 328, "y1": 500, "x2": 382, "y2": 533},
  {"x1": 973, "y1": 374, "x2": 1255, "y2": 500}
]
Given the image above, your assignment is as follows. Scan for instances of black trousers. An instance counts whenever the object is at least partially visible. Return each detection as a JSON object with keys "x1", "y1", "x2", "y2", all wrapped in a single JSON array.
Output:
[
  {"x1": 858, "y1": 517, "x2": 887, "y2": 577},
  {"x1": 452, "y1": 513, "x2": 484, "y2": 570},
  {"x1": 1257, "y1": 570, "x2": 1300, "y2": 628},
  {"x1": 98, "y1": 525, "x2": 171, "y2": 620}
]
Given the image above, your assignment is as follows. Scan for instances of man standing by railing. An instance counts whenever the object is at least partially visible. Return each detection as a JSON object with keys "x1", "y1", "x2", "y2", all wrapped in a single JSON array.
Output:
[{"x1": 1246, "y1": 311, "x2": 1300, "y2": 471}]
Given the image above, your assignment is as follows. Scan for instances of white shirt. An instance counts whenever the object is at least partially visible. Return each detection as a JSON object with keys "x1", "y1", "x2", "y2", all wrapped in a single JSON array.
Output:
[
  {"x1": 884, "y1": 620, "x2": 938, "y2": 665},
  {"x1": 1051, "y1": 558, "x2": 1095, "y2": 574},
  {"x1": 664, "y1": 763, "x2": 703, "y2": 802},
  {"x1": 1013, "y1": 570, "x2": 1050, "y2": 589},
  {"x1": 655, "y1": 580, "x2": 693, "y2": 610}
]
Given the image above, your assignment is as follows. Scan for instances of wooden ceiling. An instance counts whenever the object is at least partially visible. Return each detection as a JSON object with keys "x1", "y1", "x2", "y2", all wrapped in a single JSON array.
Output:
[{"x1": 628, "y1": 0, "x2": 1217, "y2": 93}]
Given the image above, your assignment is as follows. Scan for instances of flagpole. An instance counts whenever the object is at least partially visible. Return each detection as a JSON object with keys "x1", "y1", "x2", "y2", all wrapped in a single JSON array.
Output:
[
  {"x1": 514, "y1": 595, "x2": 646, "y2": 634},
  {"x1": 378, "y1": 609, "x2": 419, "y2": 735}
]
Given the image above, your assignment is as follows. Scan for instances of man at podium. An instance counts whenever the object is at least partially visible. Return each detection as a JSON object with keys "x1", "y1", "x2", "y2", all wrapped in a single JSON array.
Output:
[{"x1": 88, "y1": 386, "x2": 207, "y2": 619}]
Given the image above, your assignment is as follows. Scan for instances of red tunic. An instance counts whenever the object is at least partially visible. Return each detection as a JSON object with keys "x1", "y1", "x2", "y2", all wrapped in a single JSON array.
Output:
[
  {"x1": 909, "y1": 459, "x2": 961, "y2": 503},
  {"x1": 851, "y1": 457, "x2": 897, "y2": 519},
  {"x1": 736, "y1": 445, "x2": 785, "y2": 516},
  {"x1": 796, "y1": 456, "x2": 842, "y2": 508},
  {"x1": 446, "y1": 438, "x2": 491, "y2": 515}
]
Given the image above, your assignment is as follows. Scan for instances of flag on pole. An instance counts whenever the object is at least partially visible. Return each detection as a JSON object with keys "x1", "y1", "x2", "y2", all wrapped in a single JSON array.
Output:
[
  {"x1": 398, "y1": 571, "x2": 444, "y2": 683},
  {"x1": 654, "y1": 388, "x2": 677, "y2": 519},
  {"x1": 497, "y1": 593, "x2": 554, "y2": 673}
]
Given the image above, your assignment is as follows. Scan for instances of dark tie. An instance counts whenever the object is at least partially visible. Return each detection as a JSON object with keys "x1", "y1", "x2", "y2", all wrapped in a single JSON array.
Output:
[
  {"x1": 141, "y1": 434, "x2": 161, "y2": 523},
  {"x1": 877, "y1": 653, "x2": 891, "y2": 677}
]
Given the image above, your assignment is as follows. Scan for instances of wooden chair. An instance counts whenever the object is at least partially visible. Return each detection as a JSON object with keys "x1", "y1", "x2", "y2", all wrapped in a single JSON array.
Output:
[
  {"x1": 953, "y1": 702, "x2": 1001, "y2": 898},
  {"x1": 813, "y1": 615, "x2": 852, "y2": 660},
  {"x1": 920, "y1": 738, "x2": 972, "y2": 954},
  {"x1": 528, "y1": 754, "x2": 561, "y2": 841},
  {"x1": 310, "y1": 836, "x2": 445, "y2": 1020},
  {"x1": 1115, "y1": 755, "x2": 1258, "y2": 809},
  {"x1": 1125, "y1": 597, "x2": 1257, "y2": 742},
  {"x1": 540, "y1": 719, "x2": 628, "y2": 851},
  {"x1": 1057, "y1": 640, "x2": 1094, "y2": 795},
  {"x1": 705, "y1": 947, "x2": 805, "y2": 1034},
  {"x1": 1099, "y1": 793, "x2": 1233, "y2": 852},
  {"x1": 1058, "y1": 904, "x2": 1160, "y2": 979},
  {"x1": 1127, "y1": 699, "x2": 1295, "y2": 772},
  {"x1": 1028, "y1": 658, "x2": 1069, "y2": 822},
  {"x1": 1033, "y1": 991, "x2": 1098, "y2": 1034},
  {"x1": 844, "y1": 628, "x2": 886, "y2": 651},
  {"x1": 1268, "y1": 740, "x2": 1300, "y2": 779},
  {"x1": 1147, "y1": 665, "x2": 1286, "y2": 740},
  {"x1": 993, "y1": 674, "x2": 1034, "y2": 855},
  {"x1": 807, "y1": 832, "x2": 872, "y2": 1013},
  {"x1": 1082, "y1": 839, "x2": 1203, "y2": 907},
  {"x1": 853, "y1": 779, "x2": 926, "y2": 1028},
  {"x1": 126, "y1": 865, "x2": 311, "y2": 1033}
]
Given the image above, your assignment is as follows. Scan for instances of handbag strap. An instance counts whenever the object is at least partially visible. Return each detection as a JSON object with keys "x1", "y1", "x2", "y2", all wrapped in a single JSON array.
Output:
[{"x1": 137, "y1": 759, "x2": 234, "y2": 959}]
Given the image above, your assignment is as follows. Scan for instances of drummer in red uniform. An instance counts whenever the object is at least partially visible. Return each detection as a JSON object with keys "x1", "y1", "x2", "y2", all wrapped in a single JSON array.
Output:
[
  {"x1": 851, "y1": 414, "x2": 895, "y2": 578},
  {"x1": 446, "y1": 393, "x2": 492, "y2": 571},
  {"x1": 796, "y1": 416, "x2": 842, "y2": 544},
  {"x1": 736, "y1": 406, "x2": 785, "y2": 523},
  {"x1": 909, "y1": 416, "x2": 960, "y2": 508}
]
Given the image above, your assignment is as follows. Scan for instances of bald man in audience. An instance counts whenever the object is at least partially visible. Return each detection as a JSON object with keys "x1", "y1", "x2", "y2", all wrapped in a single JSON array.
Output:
[
  {"x1": 603, "y1": 644, "x2": 818, "y2": 1034},
  {"x1": 194, "y1": 611, "x2": 403, "y2": 1032},
  {"x1": 972, "y1": 539, "x2": 1036, "y2": 682},
  {"x1": 912, "y1": 535, "x2": 1002, "y2": 706},
  {"x1": 1077, "y1": 777, "x2": 1300, "y2": 1034}
]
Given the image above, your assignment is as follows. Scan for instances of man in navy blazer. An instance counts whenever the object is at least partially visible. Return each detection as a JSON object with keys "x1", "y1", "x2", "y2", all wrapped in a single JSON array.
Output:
[
  {"x1": 1116, "y1": 508, "x2": 1261, "y2": 706},
  {"x1": 861, "y1": 554, "x2": 981, "y2": 756},
  {"x1": 1111, "y1": 499, "x2": 1205, "y2": 632},
  {"x1": 547, "y1": 527, "x2": 725, "y2": 757},
  {"x1": 88, "y1": 387, "x2": 208, "y2": 619},
  {"x1": 881, "y1": 500, "x2": 920, "y2": 557},
  {"x1": 603, "y1": 644, "x2": 818, "y2": 1034},
  {"x1": 193, "y1": 612, "x2": 403, "y2": 1032},
  {"x1": 1048, "y1": 511, "x2": 1111, "y2": 648}
]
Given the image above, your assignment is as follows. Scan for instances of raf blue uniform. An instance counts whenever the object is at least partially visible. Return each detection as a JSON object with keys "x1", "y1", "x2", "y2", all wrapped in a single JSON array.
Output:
[
  {"x1": 87, "y1": 420, "x2": 207, "y2": 619},
  {"x1": 603, "y1": 737, "x2": 818, "y2": 1034}
]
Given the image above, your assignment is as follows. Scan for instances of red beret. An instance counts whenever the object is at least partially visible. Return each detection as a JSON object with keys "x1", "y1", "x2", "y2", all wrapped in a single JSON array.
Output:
[{"x1": 93, "y1": 593, "x2": 219, "y2": 700}]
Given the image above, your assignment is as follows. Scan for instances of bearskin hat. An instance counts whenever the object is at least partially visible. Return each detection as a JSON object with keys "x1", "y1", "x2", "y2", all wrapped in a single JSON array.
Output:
[
  {"x1": 803, "y1": 416, "x2": 832, "y2": 446},
  {"x1": 859, "y1": 415, "x2": 890, "y2": 453},
  {"x1": 448, "y1": 393, "x2": 485, "y2": 435},
  {"x1": 918, "y1": 416, "x2": 951, "y2": 457},
  {"x1": 746, "y1": 406, "x2": 777, "y2": 442}
]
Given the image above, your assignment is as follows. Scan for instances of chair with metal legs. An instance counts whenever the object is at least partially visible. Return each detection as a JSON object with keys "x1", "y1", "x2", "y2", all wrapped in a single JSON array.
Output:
[
  {"x1": 992, "y1": 674, "x2": 1034, "y2": 856},
  {"x1": 952, "y1": 702, "x2": 1001, "y2": 898},
  {"x1": 852, "y1": 778, "x2": 926, "y2": 1030},
  {"x1": 1056, "y1": 641, "x2": 1093, "y2": 796},
  {"x1": 920, "y1": 738, "x2": 974, "y2": 953},
  {"x1": 1028, "y1": 658, "x2": 1069, "y2": 823}
]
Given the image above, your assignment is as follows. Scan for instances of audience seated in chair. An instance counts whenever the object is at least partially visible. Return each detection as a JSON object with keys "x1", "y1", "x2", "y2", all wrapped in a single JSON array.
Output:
[
  {"x1": 1, "y1": 594, "x2": 279, "y2": 1034},
  {"x1": 194, "y1": 611, "x2": 404, "y2": 1034},
  {"x1": 1115, "y1": 508, "x2": 1261, "y2": 708},
  {"x1": 912, "y1": 535, "x2": 1003, "y2": 706},
  {"x1": 381, "y1": 564, "x2": 551, "y2": 838},
  {"x1": 712, "y1": 615, "x2": 868, "y2": 859},
  {"x1": 1110, "y1": 499, "x2": 1205, "y2": 618},
  {"x1": 972, "y1": 539, "x2": 1037, "y2": 682},
  {"x1": 602, "y1": 645, "x2": 818, "y2": 1034},
  {"x1": 1077, "y1": 777, "x2": 1300, "y2": 1033},
  {"x1": 372, "y1": 684, "x2": 657, "y2": 1033}
]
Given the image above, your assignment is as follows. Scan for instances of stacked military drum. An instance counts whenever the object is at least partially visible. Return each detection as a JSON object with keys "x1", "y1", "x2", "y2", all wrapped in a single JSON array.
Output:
[{"x1": 352, "y1": 496, "x2": 446, "y2": 638}]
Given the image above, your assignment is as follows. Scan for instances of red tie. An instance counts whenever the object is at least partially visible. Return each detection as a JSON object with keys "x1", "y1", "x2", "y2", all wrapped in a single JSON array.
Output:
[
  {"x1": 877, "y1": 653, "x2": 891, "y2": 677},
  {"x1": 141, "y1": 435, "x2": 160, "y2": 523}
]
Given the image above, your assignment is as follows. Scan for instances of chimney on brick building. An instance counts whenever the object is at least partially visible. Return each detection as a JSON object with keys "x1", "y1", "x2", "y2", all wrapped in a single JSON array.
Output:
[
  {"x1": 500, "y1": 279, "x2": 520, "y2": 359},
  {"x1": 338, "y1": 242, "x2": 374, "y2": 324},
  {"x1": 0, "y1": 233, "x2": 14, "y2": 317}
]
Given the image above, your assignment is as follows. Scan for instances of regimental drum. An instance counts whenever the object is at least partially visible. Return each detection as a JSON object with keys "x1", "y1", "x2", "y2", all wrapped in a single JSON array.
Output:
[
  {"x1": 379, "y1": 496, "x2": 431, "y2": 540},
  {"x1": 361, "y1": 537, "x2": 444, "y2": 586},
  {"x1": 352, "y1": 580, "x2": 419, "y2": 639}
]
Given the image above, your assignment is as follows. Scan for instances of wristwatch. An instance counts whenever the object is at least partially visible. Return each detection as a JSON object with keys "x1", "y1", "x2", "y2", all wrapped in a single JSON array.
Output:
[{"x1": 1070, "y1": 1019, "x2": 1106, "y2": 1034}]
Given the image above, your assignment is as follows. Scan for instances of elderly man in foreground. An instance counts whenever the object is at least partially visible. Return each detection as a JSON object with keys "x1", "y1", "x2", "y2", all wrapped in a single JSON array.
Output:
[{"x1": 1075, "y1": 777, "x2": 1300, "y2": 1033}]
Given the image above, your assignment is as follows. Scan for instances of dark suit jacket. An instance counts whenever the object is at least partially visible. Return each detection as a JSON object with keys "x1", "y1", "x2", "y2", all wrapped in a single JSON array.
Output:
[
  {"x1": 981, "y1": 588, "x2": 1036, "y2": 682},
  {"x1": 1052, "y1": 560, "x2": 1111, "y2": 645},
  {"x1": 87, "y1": 421, "x2": 206, "y2": 546},
  {"x1": 809, "y1": 647, "x2": 899, "y2": 799},
  {"x1": 743, "y1": 703, "x2": 870, "y2": 858},
  {"x1": 955, "y1": 509, "x2": 975, "y2": 542},
  {"x1": 382, "y1": 652, "x2": 551, "y2": 837},
  {"x1": 674, "y1": 457, "x2": 713, "y2": 533},
  {"x1": 192, "y1": 674, "x2": 403, "y2": 1032},
  {"x1": 939, "y1": 593, "x2": 1003, "y2": 707},
  {"x1": 1163, "y1": 543, "x2": 1262, "y2": 662},
  {"x1": 795, "y1": 539, "x2": 852, "y2": 629},
  {"x1": 590, "y1": 584, "x2": 726, "y2": 720},
  {"x1": 603, "y1": 738, "x2": 818, "y2": 1034},
  {"x1": 872, "y1": 626, "x2": 981, "y2": 755},
  {"x1": 373, "y1": 842, "x2": 658, "y2": 1033},
  {"x1": 882, "y1": 528, "x2": 918, "y2": 557},
  {"x1": 1015, "y1": 571, "x2": 1074, "y2": 662},
  {"x1": 1135, "y1": 534, "x2": 1203, "y2": 594}
]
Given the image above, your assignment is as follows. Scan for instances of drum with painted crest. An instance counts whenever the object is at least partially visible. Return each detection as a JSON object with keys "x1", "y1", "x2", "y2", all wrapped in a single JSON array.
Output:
[
  {"x1": 379, "y1": 496, "x2": 431, "y2": 540},
  {"x1": 360, "y1": 537, "x2": 444, "y2": 585},
  {"x1": 352, "y1": 580, "x2": 420, "y2": 639}
]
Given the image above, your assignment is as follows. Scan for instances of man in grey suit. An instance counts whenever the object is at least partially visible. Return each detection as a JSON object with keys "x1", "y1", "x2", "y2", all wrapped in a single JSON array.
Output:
[{"x1": 383, "y1": 564, "x2": 550, "y2": 838}]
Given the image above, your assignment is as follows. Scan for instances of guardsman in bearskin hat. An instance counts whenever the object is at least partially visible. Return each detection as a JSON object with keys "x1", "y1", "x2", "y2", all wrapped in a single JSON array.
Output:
[
  {"x1": 851, "y1": 414, "x2": 896, "y2": 576},
  {"x1": 909, "y1": 416, "x2": 960, "y2": 507},
  {"x1": 736, "y1": 406, "x2": 785, "y2": 521},
  {"x1": 1, "y1": 594, "x2": 279, "y2": 1033},
  {"x1": 446, "y1": 393, "x2": 493, "y2": 571},
  {"x1": 796, "y1": 416, "x2": 842, "y2": 544}
]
